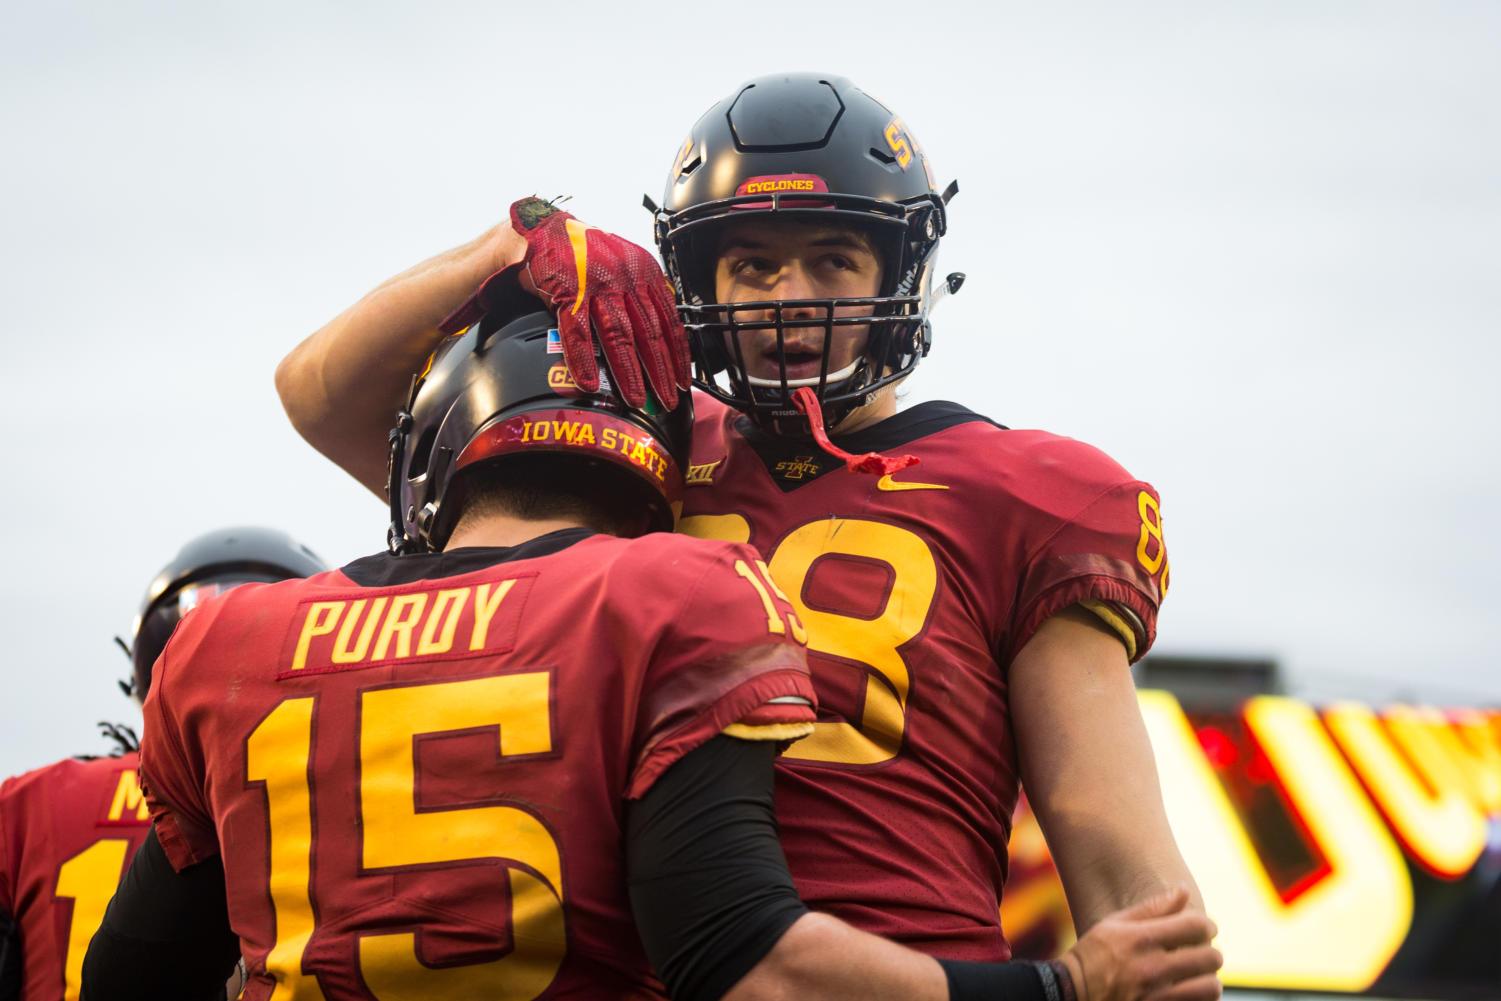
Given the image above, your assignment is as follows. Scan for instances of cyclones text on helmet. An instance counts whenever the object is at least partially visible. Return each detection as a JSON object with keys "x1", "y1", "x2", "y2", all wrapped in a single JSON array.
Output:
[
  {"x1": 387, "y1": 286, "x2": 692, "y2": 554},
  {"x1": 652, "y1": 73, "x2": 960, "y2": 432},
  {"x1": 123, "y1": 527, "x2": 326, "y2": 699}
]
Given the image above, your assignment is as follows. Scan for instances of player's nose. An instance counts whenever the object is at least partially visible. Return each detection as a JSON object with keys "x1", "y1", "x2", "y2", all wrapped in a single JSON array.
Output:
[{"x1": 770, "y1": 262, "x2": 816, "y2": 305}]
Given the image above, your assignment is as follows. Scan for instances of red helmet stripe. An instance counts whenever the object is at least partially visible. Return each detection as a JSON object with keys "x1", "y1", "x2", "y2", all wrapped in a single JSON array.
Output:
[{"x1": 455, "y1": 410, "x2": 683, "y2": 506}]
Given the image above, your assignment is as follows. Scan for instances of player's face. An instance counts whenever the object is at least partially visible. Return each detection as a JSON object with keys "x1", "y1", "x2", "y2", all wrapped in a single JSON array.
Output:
[{"x1": 713, "y1": 220, "x2": 884, "y2": 384}]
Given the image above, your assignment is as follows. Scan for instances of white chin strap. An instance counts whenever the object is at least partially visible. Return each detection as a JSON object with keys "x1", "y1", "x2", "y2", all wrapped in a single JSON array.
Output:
[{"x1": 746, "y1": 360, "x2": 860, "y2": 389}]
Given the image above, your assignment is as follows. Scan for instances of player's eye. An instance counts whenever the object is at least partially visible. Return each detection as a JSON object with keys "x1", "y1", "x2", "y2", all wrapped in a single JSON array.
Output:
[
  {"x1": 819, "y1": 253, "x2": 861, "y2": 273},
  {"x1": 732, "y1": 257, "x2": 775, "y2": 276}
]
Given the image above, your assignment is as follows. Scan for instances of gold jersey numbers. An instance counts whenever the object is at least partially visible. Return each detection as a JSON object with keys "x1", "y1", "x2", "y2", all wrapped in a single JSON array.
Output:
[
  {"x1": 247, "y1": 673, "x2": 564, "y2": 1000},
  {"x1": 56, "y1": 840, "x2": 134, "y2": 1001},
  {"x1": 1136, "y1": 490, "x2": 1170, "y2": 596},
  {"x1": 734, "y1": 558, "x2": 808, "y2": 643},
  {"x1": 682, "y1": 515, "x2": 938, "y2": 767}
]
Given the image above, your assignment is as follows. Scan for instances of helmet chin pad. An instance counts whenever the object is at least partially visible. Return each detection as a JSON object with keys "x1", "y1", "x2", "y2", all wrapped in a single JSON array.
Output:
[{"x1": 746, "y1": 359, "x2": 860, "y2": 389}]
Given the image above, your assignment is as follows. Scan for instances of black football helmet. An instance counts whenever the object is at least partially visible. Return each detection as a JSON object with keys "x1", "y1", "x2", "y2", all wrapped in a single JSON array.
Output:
[
  {"x1": 653, "y1": 73, "x2": 961, "y2": 432},
  {"x1": 123, "y1": 527, "x2": 326, "y2": 699},
  {"x1": 387, "y1": 286, "x2": 693, "y2": 553}
]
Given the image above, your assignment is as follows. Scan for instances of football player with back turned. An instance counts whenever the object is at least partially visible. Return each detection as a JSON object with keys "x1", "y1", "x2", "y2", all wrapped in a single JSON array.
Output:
[
  {"x1": 274, "y1": 74, "x2": 1221, "y2": 1001},
  {"x1": 0, "y1": 528, "x2": 322, "y2": 1001}
]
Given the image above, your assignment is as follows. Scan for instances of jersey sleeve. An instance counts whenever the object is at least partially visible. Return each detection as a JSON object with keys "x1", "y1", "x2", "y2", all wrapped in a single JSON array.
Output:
[
  {"x1": 1010, "y1": 480, "x2": 1169, "y2": 665},
  {"x1": 625, "y1": 544, "x2": 817, "y2": 800},
  {"x1": 138, "y1": 627, "x2": 220, "y2": 871}
]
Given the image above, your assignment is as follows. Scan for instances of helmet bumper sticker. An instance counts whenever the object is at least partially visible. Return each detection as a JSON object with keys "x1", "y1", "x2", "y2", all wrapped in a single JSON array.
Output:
[
  {"x1": 733, "y1": 173, "x2": 831, "y2": 210},
  {"x1": 455, "y1": 410, "x2": 683, "y2": 505},
  {"x1": 547, "y1": 362, "x2": 610, "y2": 398}
]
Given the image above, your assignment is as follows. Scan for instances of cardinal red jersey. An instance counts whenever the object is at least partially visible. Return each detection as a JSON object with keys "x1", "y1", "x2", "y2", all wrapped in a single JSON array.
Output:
[
  {"x1": 138, "y1": 528, "x2": 814, "y2": 1000},
  {"x1": 0, "y1": 752, "x2": 152, "y2": 1001},
  {"x1": 681, "y1": 396, "x2": 1170, "y2": 961}
]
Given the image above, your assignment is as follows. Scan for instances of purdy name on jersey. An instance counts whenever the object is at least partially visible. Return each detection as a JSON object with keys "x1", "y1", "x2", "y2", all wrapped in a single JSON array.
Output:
[{"x1": 680, "y1": 395, "x2": 1169, "y2": 961}]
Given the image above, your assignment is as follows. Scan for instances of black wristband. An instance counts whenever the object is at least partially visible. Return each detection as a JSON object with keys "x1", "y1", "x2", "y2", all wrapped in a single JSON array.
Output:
[
  {"x1": 1034, "y1": 959, "x2": 1067, "y2": 1001},
  {"x1": 938, "y1": 958, "x2": 1046, "y2": 1001},
  {"x1": 1047, "y1": 959, "x2": 1078, "y2": 1001}
]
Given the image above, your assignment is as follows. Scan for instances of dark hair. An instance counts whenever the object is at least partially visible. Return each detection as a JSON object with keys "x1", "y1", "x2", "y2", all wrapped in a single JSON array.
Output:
[{"x1": 443, "y1": 453, "x2": 656, "y2": 544}]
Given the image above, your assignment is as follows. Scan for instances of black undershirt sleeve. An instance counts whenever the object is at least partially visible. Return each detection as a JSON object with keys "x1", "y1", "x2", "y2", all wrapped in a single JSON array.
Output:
[
  {"x1": 80, "y1": 825, "x2": 239, "y2": 1001},
  {"x1": 626, "y1": 737, "x2": 1065, "y2": 1001},
  {"x1": 626, "y1": 734, "x2": 809, "y2": 1001},
  {"x1": 0, "y1": 908, "x2": 20, "y2": 1001}
]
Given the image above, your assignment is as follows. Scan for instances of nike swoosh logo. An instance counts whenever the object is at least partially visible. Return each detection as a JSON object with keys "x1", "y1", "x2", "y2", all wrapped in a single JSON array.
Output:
[{"x1": 876, "y1": 473, "x2": 949, "y2": 492}]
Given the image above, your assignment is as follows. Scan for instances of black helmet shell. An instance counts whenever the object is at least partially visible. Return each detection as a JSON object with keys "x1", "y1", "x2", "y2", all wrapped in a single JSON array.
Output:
[
  {"x1": 388, "y1": 299, "x2": 692, "y2": 553},
  {"x1": 129, "y1": 527, "x2": 326, "y2": 697}
]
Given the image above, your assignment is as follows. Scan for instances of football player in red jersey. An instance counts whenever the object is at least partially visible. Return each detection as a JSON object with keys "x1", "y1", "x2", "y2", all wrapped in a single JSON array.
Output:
[
  {"x1": 88, "y1": 304, "x2": 1216, "y2": 1001},
  {"x1": 0, "y1": 528, "x2": 323, "y2": 1001},
  {"x1": 272, "y1": 76, "x2": 1219, "y2": 1001}
]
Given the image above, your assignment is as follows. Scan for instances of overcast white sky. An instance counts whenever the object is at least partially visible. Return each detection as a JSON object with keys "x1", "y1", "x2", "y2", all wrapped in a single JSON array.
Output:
[{"x1": 1, "y1": 0, "x2": 1497, "y2": 776}]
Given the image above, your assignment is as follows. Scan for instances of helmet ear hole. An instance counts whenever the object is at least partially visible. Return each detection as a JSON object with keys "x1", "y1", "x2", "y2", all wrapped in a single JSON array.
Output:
[{"x1": 406, "y1": 426, "x2": 438, "y2": 480}]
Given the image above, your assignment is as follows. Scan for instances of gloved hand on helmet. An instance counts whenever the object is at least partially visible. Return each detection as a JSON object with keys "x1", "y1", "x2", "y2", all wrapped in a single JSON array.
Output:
[{"x1": 441, "y1": 197, "x2": 691, "y2": 410}]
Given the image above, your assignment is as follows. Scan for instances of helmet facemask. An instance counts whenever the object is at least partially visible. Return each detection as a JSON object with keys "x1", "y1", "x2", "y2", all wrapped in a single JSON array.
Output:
[{"x1": 660, "y1": 192, "x2": 943, "y2": 435}]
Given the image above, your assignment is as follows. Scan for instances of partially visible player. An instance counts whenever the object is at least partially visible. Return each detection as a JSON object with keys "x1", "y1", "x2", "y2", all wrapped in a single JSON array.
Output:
[
  {"x1": 0, "y1": 529, "x2": 323, "y2": 1001},
  {"x1": 87, "y1": 304, "x2": 1218, "y2": 1001}
]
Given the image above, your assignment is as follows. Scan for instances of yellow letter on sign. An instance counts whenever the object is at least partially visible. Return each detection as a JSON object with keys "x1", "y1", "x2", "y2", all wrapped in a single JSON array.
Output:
[
  {"x1": 1325, "y1": 702, "x2": 1485, "y2": 879},
  {"x1": 1448, "y1": 709, "x2": 1501, "y2": 815},
  {"x1": 1138, "y1": 692, "x2": 1411, "y2": 993}
]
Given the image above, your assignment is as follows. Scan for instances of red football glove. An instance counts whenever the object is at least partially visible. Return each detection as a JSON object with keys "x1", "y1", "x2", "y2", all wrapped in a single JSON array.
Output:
[{"x1": 440, "y1": 197, "x2": 690, "y2": 409}]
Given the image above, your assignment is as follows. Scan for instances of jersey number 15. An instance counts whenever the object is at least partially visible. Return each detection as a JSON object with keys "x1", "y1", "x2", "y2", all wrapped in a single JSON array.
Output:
[{"x1": 247, "y1": 673, "x2": 564, "y2": 1000}]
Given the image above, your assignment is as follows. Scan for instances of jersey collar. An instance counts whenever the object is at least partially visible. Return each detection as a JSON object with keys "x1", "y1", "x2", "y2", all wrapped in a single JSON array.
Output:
[
  {"x1": 341, "y1": 528, "x2": 597, "y2": 586},
  {"x1": 733, "y1": 401, "x2": 1002, "y2": 492}
]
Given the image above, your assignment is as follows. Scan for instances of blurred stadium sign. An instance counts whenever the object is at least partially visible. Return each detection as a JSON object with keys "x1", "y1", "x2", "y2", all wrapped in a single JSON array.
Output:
[{"x1": 1006, "y1": 657, "x2": 1501, "y2": 1000}]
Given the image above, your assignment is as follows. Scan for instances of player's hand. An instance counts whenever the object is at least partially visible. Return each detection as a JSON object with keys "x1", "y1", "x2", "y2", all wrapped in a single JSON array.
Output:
[
  {"x1": 442, "y1": 197, "x2": 690, "y2": 409},
  {"x1": 1063, "y1": 887, "x2": 1222, "y2": 1001}
]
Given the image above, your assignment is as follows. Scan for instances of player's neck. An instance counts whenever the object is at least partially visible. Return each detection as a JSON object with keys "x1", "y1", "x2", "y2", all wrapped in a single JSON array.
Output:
[
  {"x1": 443, "y1": 513, "x2": 594, "y2": 552},
  {"x1": 830, "y1": 384, "x2": 899, "y2": 435}
]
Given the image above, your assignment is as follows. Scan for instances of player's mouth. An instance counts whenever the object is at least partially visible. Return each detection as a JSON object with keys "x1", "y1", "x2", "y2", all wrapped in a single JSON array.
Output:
[{"x1": 766, "y1": 342, "x2": 826, "y2": 380}]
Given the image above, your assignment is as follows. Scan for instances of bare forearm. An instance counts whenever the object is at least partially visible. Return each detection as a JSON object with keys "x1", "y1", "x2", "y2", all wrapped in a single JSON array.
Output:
[
  {"x1": 724, "y1": 912, "x2": 947, "y2": 1001},
  {"x1": 1030, "y1": 702, "x2": 1200, "y2": 926},
  {"x1": 1044, "y1": 799, "x2": 1203, "y2": 932},
  {"x1": 275, "y1": 222, "x2": 524, "y2": 494},
  {"x1": 1012, "y1": 608, "x2": 1205, "y2": 932},
  {"x1": 1029, "y1": 705, "x2": 1203, "y2": 930}
]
